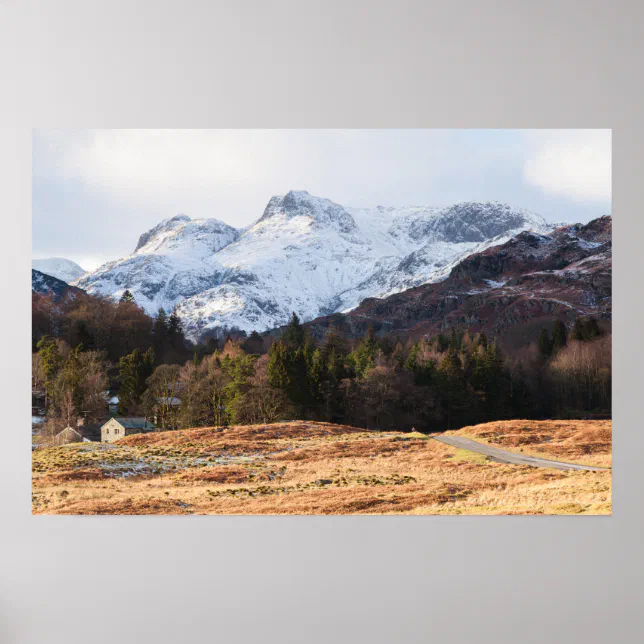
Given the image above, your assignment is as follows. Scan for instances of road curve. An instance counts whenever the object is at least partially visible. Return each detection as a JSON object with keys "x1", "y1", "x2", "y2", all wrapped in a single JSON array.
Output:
[{"x1": 433, "y1": 435, "x2": 610, "y2": 472}]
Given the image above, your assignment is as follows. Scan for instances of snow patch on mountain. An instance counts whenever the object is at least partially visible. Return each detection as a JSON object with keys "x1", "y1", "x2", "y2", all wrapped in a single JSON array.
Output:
[{"x1": 32, "y1": 257, "x2": 86, "y2": 283}]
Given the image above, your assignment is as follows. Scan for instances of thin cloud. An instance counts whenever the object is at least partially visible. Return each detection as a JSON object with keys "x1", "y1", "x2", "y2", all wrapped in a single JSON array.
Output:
[
  {"x1": 523, "y1": 129, "x2": 611, "y2": 202},
  {"x1": 32, "y1": 129, "x2": 612, "y2": 266}
]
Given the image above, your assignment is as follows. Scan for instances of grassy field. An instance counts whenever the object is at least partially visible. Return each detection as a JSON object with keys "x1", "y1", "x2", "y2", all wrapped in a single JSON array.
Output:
[{"x1": 32, "y1": 419, "x2": 612, "y2": 515}]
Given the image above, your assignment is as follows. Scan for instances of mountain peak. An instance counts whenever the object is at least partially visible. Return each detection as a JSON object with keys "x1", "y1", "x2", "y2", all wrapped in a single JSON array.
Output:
[
  {"x1": 134, "y1": 214, "x2": 193, "y2": 252},
  {"x1": 257, "y1": 190, "x2": 358, "y2": 235},
  {"x1": 32, "y1": 257, "x2": 86, "y2": 282},
  {"x1": 132, "y1": 213, "x2": 238, "y2": 256},
  {"x1": 281, "y1": 190, "x2": 327, "y2": 213}
]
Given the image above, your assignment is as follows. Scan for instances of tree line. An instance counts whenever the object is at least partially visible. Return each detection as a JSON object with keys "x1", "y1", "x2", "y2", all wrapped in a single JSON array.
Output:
[{"x1": 33, "y1": 288, "x2": 611, "y2": 437}]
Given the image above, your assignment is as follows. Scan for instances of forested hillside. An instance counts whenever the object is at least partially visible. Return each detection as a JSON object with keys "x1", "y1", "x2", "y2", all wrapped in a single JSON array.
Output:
[{"x1": 33, "y1": 284, "x2": 611, "y2": 442}]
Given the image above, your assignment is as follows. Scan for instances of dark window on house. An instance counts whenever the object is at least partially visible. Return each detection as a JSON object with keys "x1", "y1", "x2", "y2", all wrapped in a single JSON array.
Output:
[{"x1": 114, "y1": 427, "x2": 119, "y2": 434}]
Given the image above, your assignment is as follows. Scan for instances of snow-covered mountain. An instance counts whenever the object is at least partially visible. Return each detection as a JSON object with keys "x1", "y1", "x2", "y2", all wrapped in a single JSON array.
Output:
[
  {"x1": 75, "y1": 192, "x2": 553, "y2": 340},
  {"x1": 74, "y1": 215, "x2": 239, "y2": 314},
  {"x1": 32, "y1": 257, "x2": 86, "y2": 283}
]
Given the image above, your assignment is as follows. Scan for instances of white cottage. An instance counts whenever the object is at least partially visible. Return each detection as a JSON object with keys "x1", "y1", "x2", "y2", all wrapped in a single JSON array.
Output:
[{"x1": 101, "y1": 417, "x2": 156, "y2": 443}]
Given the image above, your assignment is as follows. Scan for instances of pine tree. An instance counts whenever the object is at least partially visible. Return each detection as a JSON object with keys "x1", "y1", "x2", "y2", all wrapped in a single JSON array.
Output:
[
  {"x1": 378, "y1": 335, "x2": 395, "y2": 357},
  {"x1": 570, "y1": 317, "x2": 601, "y2": 343},
  {"x1": 118, "y1": 347, "x2": 156, "y2": 414},
  {"x1": 470, "y1": 344, "x2": 486, "y2": 390},
  {"x1": 152, "y1": 307, "x2": 169, "y2": 358},
  {"x1": 308, "y1": 347, "x2": 327, "y2": 404},
  {"x1": 154, "y1": 308, "x2": 168, "y2": 336},
  {"x1": 322, "y1": 323, "x2": 349, "y2": 359},
  {"x1": 37, "y1": 336, "x2": 62, "y2": 381},
  {"x1": 143, "y1": 346, "x2": 156, "y2": 369},
  {"x1": 60, "y1": 345, "x2": 84, "y2": 412},
  {"x1": 508, "y1": 363, "x2": 532, "y2": 418},
  {"x1": 222, "y1": 354, "x2": 257, "y2": 402},
  {"x1": 167, "y1": 308, "x2": 183, "y2": 337},
  {"x1": 120, "y1": 289, "x2": 135, "y2": 303},
  {"x1": 268, "y1": 341, "x2": 291, "y2": 390},
  {"x1": 484, "y1": 341, "x2": 503, "y2": 376},
  {"x1": 436, "y1": 332, "x2": 449, "y2": 352},
  {"x1": 289, "y1": 347, "x2": 311, "y2": 407},
  {"x1": 391, "y1": 340, "x2": 406, "y2": 368},
  {"x1": 205, "y1": 337, "x2": 219, "y2": 355},
  {"x1": 350, "y1": 328, "x2": 378, "y2": 378},
  {"x1": 36, "y1": 336, "x2": 63, "y2": 405},
  {"x1": 404, "y1": 343, "x2": 421, "y2": 372},
  {"x1": 538, "y1": 328, "x2": 552, "y2": 360},
  {"x1": 482, "y1": 341, "x2": 505, "y2": 416},
  {"x1": 319, "y1": 362, "x2": 340, "y2": 421},
  {"x1": 448, "y1": 327, "x2": 460, "y2": 351},
  {"x1": 118, "y1": 349, "x2": 140, "y2": 414},
  {"x1": 241, "y1": 330, "x2": 264, "y2": 354},
  {"x1": 282, "y1": 312, "x2": 305, "y2": 348},
  {"x1": 551, "y1": 320, "x2": 568, "y2": 353},
  {"x1": 364, "y1": 325, "x2": 376, "y2": 344},
  {"x1": 461, "y1": 345, "x2": 475, "y2": 380},
  {"x1": 327, "y1": 347, "x2": 342, "y2": 382},
  {"x1": 73, "y1": 318, "x2": 94, "y2": 350},
  {"x1": 437, "y1": 349, "x2": 467, "y2": 429},
  {"x1": 571, "y1": 318, "x2": 583, "y2": 341},
  {"x1": 584, "y1": 318, "x2": 601, "y2": 340}
]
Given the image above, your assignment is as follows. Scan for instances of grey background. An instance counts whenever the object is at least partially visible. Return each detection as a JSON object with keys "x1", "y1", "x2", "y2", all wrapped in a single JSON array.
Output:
[{"x1": 0, "y1": 1, "x2": 641, "y2": 642}]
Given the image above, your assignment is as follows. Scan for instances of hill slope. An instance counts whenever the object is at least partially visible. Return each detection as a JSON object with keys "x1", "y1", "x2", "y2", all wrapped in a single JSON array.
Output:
[{"x1": 32, "y1": 269, "x2": 85, "y2": 300}]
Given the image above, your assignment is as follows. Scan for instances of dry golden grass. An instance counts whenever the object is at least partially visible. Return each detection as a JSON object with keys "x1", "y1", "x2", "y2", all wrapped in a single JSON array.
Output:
[
  {"x1": 32, "y1": 420, "x2": 611, "y2": 515},
  {"x1": 445, "y1": 419, "x2": 612, "y2": 468}
]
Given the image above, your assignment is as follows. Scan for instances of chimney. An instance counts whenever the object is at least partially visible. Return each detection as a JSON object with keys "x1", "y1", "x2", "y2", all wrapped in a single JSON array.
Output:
[{"x1": 76, "y1": 417, "x2": 85, "y2": 428}]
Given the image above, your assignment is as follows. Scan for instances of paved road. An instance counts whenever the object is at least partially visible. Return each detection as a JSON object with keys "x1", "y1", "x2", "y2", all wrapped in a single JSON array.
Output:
[{"x1": 433, "y1": 435, "x2": 610, "y2": 472}]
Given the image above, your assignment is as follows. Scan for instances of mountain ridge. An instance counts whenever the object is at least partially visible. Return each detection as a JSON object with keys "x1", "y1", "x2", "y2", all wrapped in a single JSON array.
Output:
[
  {"x1": 74, "y1": 191, "x2": 554, "y2": 340},
  {"x1": 300, "y1": 215, "x2": 612, "y2": 348}
]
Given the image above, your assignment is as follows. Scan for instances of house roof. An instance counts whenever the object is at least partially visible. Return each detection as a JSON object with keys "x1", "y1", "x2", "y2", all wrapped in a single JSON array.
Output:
[
  {"x1": 107, "y1": 417, "x2": 155, "y2": 429},
  {"x1": 58, "y1": 426, "x2": 82, "y2": 439},
  {"x1": 80, "y1": 422, "x2": 103, "y2": 441}
]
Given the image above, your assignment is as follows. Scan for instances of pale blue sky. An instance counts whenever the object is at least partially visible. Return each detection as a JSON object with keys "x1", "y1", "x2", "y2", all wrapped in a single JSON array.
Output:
[{"x1": 33, "y1": 129, "x2": 611, "y2": 271}]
